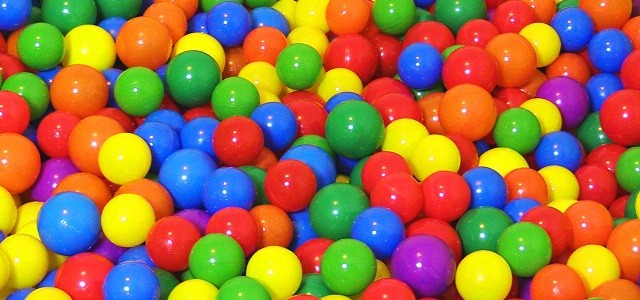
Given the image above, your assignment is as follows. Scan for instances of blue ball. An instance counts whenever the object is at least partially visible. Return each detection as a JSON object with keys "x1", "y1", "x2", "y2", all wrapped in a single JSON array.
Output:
[
  {"x1": 289, "y1": 208, "x2": 318, "y2": 250},
  {"x1": 534, "y1": 131, "x2": 584, "y2": 172},
  {"x1": 158, "y1": 149, "x2": 217, "y2": 210},
  {"x1": 281, "y1": 145, "x2": 337, "y2": 189},
  {"x1": 585, "y1": 73, "x2": 624, "y2": 112},
  {"x1": 351, "y1": 207, "x2": 405, "y2": 260},
  {"x1": 188, "y1": 12, "x2": 208, "y2": 33},
  {"x1": 397, "y1": 42, "x2": 443, "y2": 90},
  {"x1": 474, "y1": 140, "x2": 491, "y2": 155},
  {"x1": 37, "y1": 192, "x2": 100, "y2": 256},
  {"x1": 463, "y1": 167, "x2": 507, "y2": 209},
  {"x1": 588, "y1": 29, "x2": 634, "y2": 73},
  {"x1": 37, "y1": 66, "x2": 62, "y2": 87},
  {"x1": 145, "y1": 109, "x2": 186, "y2": 132},
  {"x1": 155, "y1": 64, "x2": 168, "y2": 86},
  {"x1": 250, "y1": 7, "x2": 290, "y2": 35},
  {"x1": 117, "y1": 245, "x2": 156, "y2": 268},
  {"x1": 0, "y1": 230, "x2": 5, "y2": 243},
  {"x1": 550, "y1": 8, "x2": 594, "y2": 52},
  {"x1": 414, "y1": 0, "x2": 436, "y2": 9},
  {"x1": 206, "y1": 2, "x2": 252, "y2": 47},
  {"x1": 250, "y1": 102, "x2": 297, "y2": 152},
  {"x1": 99, "y1": 17, "x2": 127, "y2": 40},
  {"x1": 134, "y1": 122, "x2": 181, "y2": 173},
  {"x1": 325, "y1": 92, "x2": 364, "y2": 113},
  {"x1": 0, "y1": 0, "x2": 31, "y2": 31},
  {"x1": 103, "y1": 262, "x2": 160, "y2": 300},
  {"x1": 6, "y1": 288, "x2": 34, "y2": 300},
  {"x1": 502, "y1": 198, "x2": 541, "y2": 223},
  {"x1": 180, "y1": 116, "x2": 219, "y2": 160},
  {"x1": 38, "y1": 269, "x2": 57, "y2": 288},
  {"x1": 102, "y1": 68, "x2": 123, "y2": 108},
  {"x1": 202, "y1": 167, "x2": 255, "y2": 215},
  {"x1": 337, "y1": 155, "x2": 359, "y2": 176}
]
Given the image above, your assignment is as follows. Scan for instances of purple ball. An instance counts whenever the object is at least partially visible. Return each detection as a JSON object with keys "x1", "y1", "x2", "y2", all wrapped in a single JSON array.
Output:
[
  {"x1": 390, "y1": 235, "x2": 456, "y2": 298},
  {"x1": 31, "y1": 158, "x2": 79, "y2": 202},
  {"x1": 174, "y1": 209, "x2": 211, "y2": 235},
  {"x1": 92, "y1": 235, "x2": 126, "y2": 264},
  {"x1": 519, "y1": 277, "x2": 532, "y2": 300},
  {"x1": 535, "y1": 77, "x2": 589, "y2": 130}
]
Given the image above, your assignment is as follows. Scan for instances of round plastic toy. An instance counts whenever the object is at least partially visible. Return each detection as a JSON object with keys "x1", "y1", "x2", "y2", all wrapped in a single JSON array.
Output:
[
  {"x1": 114, "y1": 67, "x2": 164, "y2": 116},
  {"x1": 397, "y1": 42, "x2": 442, "y2": 90},
  {"x1": 212, "y1": 116, "x2": 264, "y2": 167},
  {"x1": 147, "y1": 216, "x2": 201, "y2": 272},
  {"x1": 166, "y1": 50, "x2": 221, "y2": 108},
  {"x1": 421, "y1": 171, "x2": 471, "y2": 222},
  {"x1": 442, "y1": 46, "x2": 498, "y2": 92},
  {"x1": 98, "y1": 133, "x2": 152, "y2": 185},
  {"x1": 41, "y1": 0, "x2": 97, "y2": 34},
  {"x1": 246, "y1": 246, "x2": 302, "y2": 299},
  {"x1": 202, "y1": 167, "x2": 255, "y2": 215},
  {"x1": 493, "y1": 108, "x2": 541, "y2": 155},
  {"x1": 615, "y1": 147, "x2": 640, "y2": 193},
  {"x1": 309, "y1": 183, "x2": 369, "y2": 240},
  {"x1": 325, "y1": 0, "x2": 370, "y2": 35},
  {"x1": 402, "y1": 21, "x2": 456, "y2": 53},
  {"x1": 52, "y1": 172, "x2": 113, "y2": 212},
  {"x1": 321, "y1": 239, "x2": 376, "y2": 296},
  {"x1": 455, "y1": 250, "x2": 512, "y2": 300},
  {"x1": 0, "y1": 133, "x2": 41, "y2": 194},
  {"x1": 115, "y1": 16, "x2": 172, "y2": 70},
  {"x1": 316, "y1": 68, "x2": 364, "y2": 101},
  {"x1": 409, "y1": 134, "x2": 461, "y2": 181},
  {"x1": 588, "y1": 29, "x2": 633, "y2": 74},
  {"x1": 264, "y1": 160, "x2": 317, "y2": 212},
  {"x1": 485, "y1": 33, "x2": 537, "y2": 88},
  {"x1": 206, "y1": 1, "x2": 251, "y2": 48},
  {"x1": 101, "y1": 193, "x2": 156, "y2": 247},
  {"x1": 276, "y1": 43, "x2": 323, "y2": 91},
  {"x1": 530, "y1": 264, "x2": 587, "y2": 300},
  {"x1": 2, "y1": 72, "x2": 51, "y2": 121},
  {"x1": 216, "y1": 276, "x2": 271, "y2": 300},
  {"x1": 211, "y1": 77, "x2": 260, "y2": 120},
  {"x1": 324, "y1": 34, "x2": 378, "y2": 83},
  {"x1": 535, "y1": 131, "x2": 584, "y2": 172},
  {"x1": 17, "y1": 23, "x2": 65, "y2": 71},
  {"x1": 381, "y1": 118, "x2": 429, "y2": 160},
  {"x1": 0, "y1": 0, "x2": 31, "y2": 31},
  {"x1": 102, "y1": 262, "x2": 160, "y2": 300},
  {"x1": 250, "y1": 102, "x2": 297, "y2": 152},
  {"x1": 0, "y1": 91, "x2": 30, "y2": 135},
  {"x1": 370, "y1": 172, "x2": 423, "y2": 224},
  {"x1": 579, "y1": 0, "x2": 632, "y2": 31},
  {"x1": 350, "y1": 207, "x2": 405, "y2": 260},
  {"x1": 463, "y1": 167, "x2": 507, "y2": 209},
  {"x1": 439, "y1": 84, "x2": 497, "y2": 141},
  {"x1": 50, "y1": 64, "x2": 109, "y2": 118},
  {"x1": 600, "y1": 89, "x2": 640, "y2": 146},
  {"x1": 361, "y1": 278, "x2": 416, "y2": 300},
  {"x1": 189, "y1": 233, "x2": 245, "y2": 288},
  {"x1": 54, "y1": 253, "x2": 114, "y2": 299},
  {"x1": 250, "y1": 205, "x2": 293, "y2": 248},
  {"x1": 0, "y1": 234, "x2": 49, "y2": 289},
  {"x1": 371, "y1": 0, "x2": 416, "y2": 35},
  {"x1": 167, "y1": 279, "x2": 218, "y2": 300},
  {"x1": 536, "y1": 76, "x2": 589, "y2": 130},
  {"x1": 325, "y1": 100, "x2": 384, "y2": 159},
  {"x1": 491, "y1": 0, "x2": 536, "y2": 33},
  {"x1": 456, "y1": 207, "x2": 514, "y2": 255},
  {"x1": 566, "y1": 244, "x2": 621, "y2": 292},
  {"x1": 205, "y1": 207, "x2": 260, "y2": 256},
  {"x1": 497, "y1": 222, "x2": 552, "y2": 277}
]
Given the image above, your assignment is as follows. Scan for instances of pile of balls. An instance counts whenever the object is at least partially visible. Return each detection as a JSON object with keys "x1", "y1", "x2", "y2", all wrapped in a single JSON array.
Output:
[{"x1": 1, "y1": 0, "x2": 640, "y2": 299}]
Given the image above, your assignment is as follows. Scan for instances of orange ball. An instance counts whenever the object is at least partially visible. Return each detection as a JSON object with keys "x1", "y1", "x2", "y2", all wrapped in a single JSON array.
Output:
[
  {"x1": 326, "y1": 0, "x2": 371, "y2": 35},
  {"x1": 485, "y1": 33, "x2": 537, "y2": 88},
  {"x1": 438, "y1": 84, "x2": 497, "y2": 141},
  {"x1": 580, "y1": 0, "x2": 632, "y2": 31},
  {"x1": 223, "y1": 47, "x2": 248, "y2": 78},
  {"x1": 243, "y1": 27, "x2": 288, "y2": 66},
  {"x1": 589, "y1": 279, "x2": 640, "y2": 300},
  {"x1": 518, "y1": 69, "x2": 547, "y2": 97},
  {"x1": 417, "y1": 92, "x2": 445, "y2": 135},
  {"x1": 115, "y1": 16, "x2": 173, "y2": 70},
  {"x1": 6, "y1": 27, "x2": 22, "y2": 58},
  {"x1": 606, "y1": 219, "x2": 640, "y2": 281},
  {"x1": 623, "y1": 16, "x2": 640, "y2": 50},
  {"x1": 115, "y1": 178, "x2": 175, "y2": 220},
  {"x1": 564, "y1": 200, "x2": 613, "y2": 250},
  {"x1": 52, "y1": 172, "x2": 113, "y2": 212},
  {"x1": 250, "y1": 204, "x2": 294, "y2": 249},
  {"x1": 519, "y1": 0, "x2": 556, "y2": 23},
  {"x1": 144, "y1": 2, "x2": 188, "y2": 44},
  {"x1": 68, "y1": 115, "x2": 125, "y2": 176},
  {"x1": 153, "y1": 0, "x2": 198, "y2": 19},
  {"x1": 545, "y1": 53, "x2": 591, "y2": 85},
  {"x1": 530, "y1": 264, "x2": 587, "y2": 300},
  {"x1": 0, "y1": 133, "x2": 41, "y2": 194},
  {"x1": 252, "y1": 147, "x2": 278, "y2": 171},
  {"x1": 50, "y1": 65, "x2": 109, "y2": 118},
  {"x1": 504, "y1": 168, "x2": 549, "y2": 204}
]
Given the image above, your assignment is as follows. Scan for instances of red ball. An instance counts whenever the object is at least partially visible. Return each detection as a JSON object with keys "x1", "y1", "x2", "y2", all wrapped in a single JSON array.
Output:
[
  {"x1": 324, "y1": 34, "x2": 379, "y2": 83},
  {"x1": 370, "y1": 172, "x2": 424, "y2": 224},
  {"x1": 54, "y1": 253, "x2": 114, "y2": 300},
  {"x1": 585, "y1": 144, "x2": 627, "y2": 174},
  {"x1": 521, "y1": 206, "x2": 572, "y2": 259},
  {"x1": 0, "y1": 53, "x2": 27, "y2": 79},
  {"x1": 0, "y1": 90, "x2": 30, "y2": 134},
  {"x1": 494, "y1": 87, "x2": 530, "y2": 108},
  {"x1": 264, "y1": 160, "x2": 317, "y2": 212},
  {"x1": 294, "y1": 237, "x2": 333, "y2": 274},
  {"x1": 442, "y1": 46, "x2": 498, "y2": 92},
  {"x1": 609, "y1": 195, "x2": 629, "y2": 218},
  {"x1": 280, "y1": 91, "x2": 325, "y2": 107},
  {"x1": 600, "y1": 89, "x2": 640, "y2": 146},
  {"x1": 620, "y1": 50, "x2": 640, "y2": 91},
  {"x1": 370, "y1": 33, "x2": 403, "y2": 78},
  {"x1": 361, "y1": 77, "x2": 413, "y2": 103},
  {"x1": 182, "y1": 105, "x2": 216, "y2": 122},
  {"x1": 456, "y1": 19, "x2": 500, "y2": 48},
  {"x1": 575, "y1": 165, "x2": 618, "y2": 208},
  {"x1": 491, "y1": 0, "x2": 536, "y2": 33},
  {"x1": 288, "y1": 295, "x2": 320, "y2": 300},
  {"x1": 446, "y1": 134, "x2": 479, "y2": 174},
  {"x1": 371, "y1": 92, "x2": 423, "y2": 126},
  {"x1": 361, "y1": 151, "x2": 412, "y2": 195},
  {"x1": 213, "y1": 116, "x2": 264, "y2": 167},
  {"x1": 402, "y1": 21, "x2": 455, "y2": 53},
  {"x1": 286, "y1": 100, "x2": 327, "y2": 137},
  {"x1": 205, "y1": 207, "x2": 260, "y2": 256},
  {"x1": 95, "y1": 108, "x2": 136, "y2": 133},
  {"x1": 406, "y1": 218, "x2": 463, "y2": 262},
  {"x1": 362, "y1": 278, "x2": 417, "y2": 300},
  {"x1": 420, "y1": 171, "x2": 471, "y2": 222},
  {"x1": 147, "y1": 216, "x2": 201, "y2": 272}
]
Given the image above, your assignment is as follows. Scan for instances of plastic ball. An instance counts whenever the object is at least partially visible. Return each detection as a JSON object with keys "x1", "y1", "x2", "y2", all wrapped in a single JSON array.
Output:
[
  {"x1": 485, "y1": 33, "x2": 537, "y2": 88},
  {"x1": 98, "y1": 133, "x2": 151, "y2": 184},
  {"x1": 281, "y1": 145, "x2": 336, "y2": 189},
  {"x1": 115, "y1": 16, "x2": 172, "y2": 70},
  {"x1": 275, "y1": 43, "x2": 323, "y2": 91},
  {"x1": 456, "y1": 207, "x2": 513, "y2": 255},
  {"x1": 114, "y1": 67, "x2": 164, "y2": 116},
  {"x1": 179, "y1": 116, "x2": 219, "y2": 159},
  {"x1": 168, "y1": 279, "x2": 218, "y2": 300},
  {"x1": 101, "y1": 194, "x2": 156, "y2": 247},
  {"x1": 317, "y1": 68, "x2": 363, "y2": 102},
  {"x1": 294, "y1": 0, "x2": 329, "y2": 33},
  {"x1": 320, "y1": 239, "x2": 376, "y2": 296},
  {"x1": 294, "y1": 238, "x2": 332, "y2": 274},
  {"x1": 620, "y1": 50, "x2": 640, "y2": 91},
  {"x1": 205, "y1": 207, "x2": 259, "y2": 256},
  {"x1": 143, "y1": 2, "x2": 187, "y2": 44},
  {"x1": 206, "y1": 2, "x2": 251, "y2": 48},
  {"x1": 153, "y1": 269, "x2": 179, "y2": 300},
  {"x1": 189, "y1": 234, "x2": 245, "y2": 287},
  {"x1": 408, "y1": 134, "x2": 461, "y2": 181},
  {"x1": 325, "y1": 0, "x2": 370, "y2": 35},
  {"x1": 491, "y1": 0, "x2": 536, "y2": 33},
  {"x1": 535, "y1": 76, "x2": 588, "y2": 130},
  {"x1": 0, "y1": 133, "x2": 41, "y2": 194},
  {"x1": 1, "y1": 72, "x2": 50, "y2": 121},
  {"x1": 264, "y1": 160, "x2": 316, "y2": 213},
  {"x1": 287, "y1": 26, "x2": 329, "y2": 57},
  {"x1": 590, "y1": 279, "x2": 640, "y2": 299},
  {"x1": 146, "y1": 216, "x2": 200, "y2": 272},
  {"x1": 62, "y1": 25, "x2": 115, "y2": 71},
  {"x1": 102, "y1": 262, "x2": 160, "y2": 300},
  {"x1": 575, "y1": 164, "x2": 618, "y2": 208},
  {"x1": 463, "y1": 167, "x2": 507, "y2": 209},
  {"x1": 0, "y1": 186, "x2": 16, "y2": 235},
  {"x1": 246, "y1": 246, "x2": 302, "y2": 299},
  {"x1": 576, "y1": 112, "x2": 612, "y2": 153},
  {"x1": 117, "y1": 245, "x2": 156, "y2": 268},
  {"x1": 165, "y1": 50, "x2": 221, "y2": 108},
  {"x1": 98, "y1": 18, "x2": 126, "y2": 42},
  {"x1": 50, "y1": 65, "x2": 108, "y2": 118},
  {"x1": 325, "y1": 100, "x2": 384, "y2": 159},
  {"x1": 370, "y1": 172, "x2": 423, "y2": 224},
  {"x1": 211, "y1": 77, "x2": 260, "y2": 120},
  {"x1": 361, "y1": 278, "x2": 415, "y2": 300},
  {"x1": 250, "y1": 7, "x2": 290, "y2": 35},
  {"x1": 371, "y1": 0, "x2": 416, "y2": 35},
  {"x1": 381, "y1": 119, "x2": 428, "y2": 160},
  {"x1": 588, "y1": 29, "x2": 633, "y2": 73},
  {"x1": 606, "y1": 219, "x2": 640, "y2": 281},
  {"x1": 350, "y1": 207, "x2": 404, "y2": 260},
  {"x1": 95, "y1": 0, "x2": 141, "y2": 19},
  {"x1": 202, "y1": 167, "x2": 255, "y2": 215},
  {"x1": 309, "y1": 183, "x2": 369, "y2": 240},
  {"x1": 41, "y1": 0, "x2": 97, "y2": 34},
  {"x1": 421, "y1": 171, "x2": 471, "y2": 222},
  {"x1": 456, "y1": 19, "x2": 499, "y2": 48},
  {"x1": 158, "y1": 149, "x2": 216, "y2": 210},
  {"x1": 24, "y1": 287, "x2": 71, "y2": 300},
  {"x1": 439, "y1": 84, "x2": 497, "y2": 141},
  {"x1": 133, "y1": 122, "x2": 181, "y2": 173},
  {"x1": 361, "y1": 151, "x2": 411, "y2": 194},
  {"x1": 615, "y1": 147, "x2": 640, "y2": 193},
  {"x1": 250, "y1": 102, "x2": 297, "y2": 152},
  {"x1": 212, "y1": 116, "x2": 263, "y2": 166},
  {"x1": 455, "y1": 250, "x2": 512, "y2": 300},
  {"x1": 54, "y1": 253, "x2": 113, "y2": 299},
  {"x1": 497, "y1": 222, "x2": 552, "y2": 277},
  {"x1": 493, "y1": 107, "x2": 541, "y2": 155},
  {"x1": 397, "y1": 43, "x2": 442, "y2": 90},
  {"x1": 173, "y1": 32, "x2": 226, "y2": 72},
  {"x1": 17, "y1": 23, "x2": 65, "y2": 71},
  {"x1": 433, "y1": 0, "x2": 486, "y2": 33},
  {"x1": 0, "y1": 234, "x2": 49, "y2": 289},
  {"x1": 502, "y1": 197, "x2": 541, "y2": 222},
  {"x1": 325, "y1": 34, "x2": 378, "y2": 84},
  {"x1": 0, "y1": 91, "x2": 30, "y2": 134},
  {"x1": 535, "y1": 131, "x2": 584, "y2": 172},
  {"x1": 600, "y1": 89, "x2": 640, "y2": 146},
  {"x1": 530, "y1": 264, "x2": 587, "y2": 300},
  {"x1": 567, "y1": 244, "x2": 621, "y2": 292},
  {"x1": 216, "y1": 276, "x2": 270, "y2": 300},
  {"x1": 579, "y1": 0, "x2": 632, "y2": 31},
  {"x1": 242, "y1": 27, "x2": 287, "y2": 66},
  {"x1": 0, "y1": 0, "x2": 30, "y2": 31},
  {"x1": 248, "y1": 204, "x2": 289, "y2": 247},
  {"x1": 295, "y1": 273, "x2": 333, "y2": 298},
  {"x1": 549, "y1": 7, "x2": 594, "y2": 53},
  {"x1": 442, "y1": 46, "x2": 498, "y2": 92}
]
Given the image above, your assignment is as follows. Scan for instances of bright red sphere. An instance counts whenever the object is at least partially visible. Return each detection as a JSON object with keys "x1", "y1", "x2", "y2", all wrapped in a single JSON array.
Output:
[
  {"x1": 324, "y1": 34, "x2": 379, "y2": 83},
  {"x1": 421, "y1": 171, "x2": 471, "y2": 222},
  {"x1": 600, "y1": 89, "x2": 640, "y2": 146},
  {"x1": 0, "y1": 90, "x2": 30, "y2": 134},
  {"x1": 147, "y1": 216, "x2": 201, "y2": 272},
  {"x1": 205, "y1": 207, "x2": 260, "y2": 256},
  {"x1": 213, "y1": 116, "x2": 264, "y2": 167},
  {"x1": 442, "y1": 46, "x2": 498, "y2": 92},
  {"x1": 264, "y1": 160, "x2": 317, "y2": 213},
  {"x1": 55, "y1": 253, "x2": 114, "y2": 300},
  {"x1": 361, "y1": 151, "x2": 412, "y2": 195}
]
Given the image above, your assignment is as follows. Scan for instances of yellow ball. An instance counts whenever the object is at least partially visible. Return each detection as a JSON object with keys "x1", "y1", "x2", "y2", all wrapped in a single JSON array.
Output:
[
  {"x1": 295, "y1": 0, "x2": 330, "y2": 33},
  {"x1": 520, "y1": 98, "x2": 562, "y2": 135},
  {"x1": 538, "y1": 165, "x2": 579, "y2": 203},
  {"x1": 0, "y1": 234, "x2": 49, "y2": 289},
  {"x1": 519, "y1": 23, "x2": 562, "y2": 67},
  {"x1": 317, "y1": 68, "x2": 363, "y2": 102},
  {"x1": 101, "y1": 194, "x2": 155, "y2": 247},
  {"x1": 168, "y1": 279, "x2": 218, "y2": 300},
  {"x1": 288, "y1": 26, "x2": 329, "y2": 57},
  {"x1": 335, "y1": 174, "x2": 350, "y2": 184},
  {"x1": 0, "y1": 186, "x2": 17, "y2": 235},
  {"x1": 478, "y1": 147, "x2": 529, "y2": 177},
  {"x1": 62, "y1": 25, "x2": 116, "y2": 71},
  {"x1": 246, "y1": 246, "x2": 303, "y2": 300},
  {"x1": 11, "y1": 201, "x2": 43, "y2": 234},
  {"x1": 258, "y1": 89, "x2": 281, "y2": 104},
  {"x1": 0, "y1": 249, "x2": 9, "y2": 290},
  {"x1": 322, "y1": 296, "x2": 352, "y2": 300},
  {"x1": 239, "y1": 61, "x2": 283, "y2": 96},
  {"x1": 15, "y1": 220, "x2": 39, "y2": 240},
  {"x1": 409, "y1": 134, "x2": 460, "y2": 181},
  {"x1": 98, "y1": 133, "x2": 152, "y2": 185},
  {"x1": 547, "y1": 198, "x2": 579, "y2": 213},
  {"x1": 374, "y1": 259, "x2": 391, "y2": 281},
  {"x1": 173, "y1": 33, "x2": 226, "y2": 72},
  {"x1": 567, "y1": 245, "x2": 620, "y2": 292},
  {"x1": 382, "y1": 118, "x2": 429, "y2": 160},
  {"x1": 272, "y1": 0, "x2": 297, "y2": 29},
  {"x1": 25, "y1": 287, "x2": 72, "y2": 300},
  {"x1": 455, "y1": 250, "x2": 512, "y2": 300}
]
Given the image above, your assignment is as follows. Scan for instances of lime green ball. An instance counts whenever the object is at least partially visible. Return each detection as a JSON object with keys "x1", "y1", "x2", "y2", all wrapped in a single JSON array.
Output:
[
  {"x1": 211, "y1": 76, "x2": 259, "y2": 120},
  {"x1": 497, "y1": 222, "x2": 552, "y2": 277},
  {"x1": 276, "y1": 43, "x2": 323, "y2": 91},
  {"x1": 201, "y1": 0, "x2": 243, "y2": 12},
  {"x1": 616, "y1": 147, "x2": 640, "y2": 193},
  {"x1": 325, "y1": 101, "x2": 385, "y2": 160},
  {"x1": 217, "y1": 276, "x2": 271, "y2": 300},
  {"x1": 189, "y1": 234, "x2": 245, "y2": 287},
  {"x1": 41, "y1": 0, "x2": 97, "y2": 34},
  {"x1": 167, "y1": 50, "x2": 221, "y2": 108},
  {"x1": 320, "y1": 239, "x2": 377, "y2": 296},
  {"x1": 493, "y1": 108, "x2": 542, "y2": 155},
  {"x1": 434, "y1": 0, "x2": 486, "y2": 34},
  {"x1": 95, "y1": 0, "x2": 142, "y2": 19},
  {"x1": 18, "y1": 23, "x2": 65, "y2": 70},
  {"x1": 349, "y1": 156, "x2": 370, "y2": 190},
  {"x1": 114, "y1": 67, "x2": 164, "y2": 117},
  {"x1": 372, "y1": 0, "x2": 416, "y2": 36},
  {"x1": 245, "y1": 0, "x2": 277, "y2": 8},
  {"x1": 1, "y1": 72, "x2": 50, "y2": 121}
]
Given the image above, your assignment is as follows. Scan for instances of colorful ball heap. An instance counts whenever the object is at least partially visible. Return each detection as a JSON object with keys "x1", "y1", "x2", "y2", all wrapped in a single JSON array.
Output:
[{"x1": 2, "y1": 0, "x2": 640, "y2": 299}]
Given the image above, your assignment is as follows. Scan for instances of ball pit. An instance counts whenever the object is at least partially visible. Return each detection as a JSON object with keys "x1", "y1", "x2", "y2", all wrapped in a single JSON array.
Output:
[{"x1": 1, "y1": 1, "x2": 640, "y2": 299}]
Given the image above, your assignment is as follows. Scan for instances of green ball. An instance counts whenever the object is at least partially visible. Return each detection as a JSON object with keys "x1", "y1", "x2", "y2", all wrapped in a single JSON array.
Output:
[
  {"x1": 41, "y1": 0, "x2": 97, "y2": 34},
  {"x1": 180, "y1": 269, "x2": 194, "y2": 281},
  {"x1": 291, "y1": 135, "x2": 336, "y2": 160},
  {"x1": 325, "y1": 101, "x2": 385, "y2": 160},
  {"x1": 296, "y1": 274, "x2": 333, "y2": 298},
  {"x1": 442, "y1": 44, "x2": 463, "y2": 60},
  {"x1": 276, "y1": 43, "x2": 323, "y2": 91},
  {"x1": 614, "y1": 217, "x2": 632, "y2": 227},
  {"x1": 493, "y1": 108, "x2": 542, "y2": 155},
  {"x1": 114, "y1": 66, "x2": 164, "y2": 116},
  {"x1": 558, "y1": 0, "x2": 579, "y2": 10},
  {"x1": 616, "y1": 147, "x2": 640, "y2": 193},
  {"x1": 415, "y1": 7, "x2": 434, "y2": 22},
  {"x1": 372, "y1": 0, "x2": 417, "y2": 36},
  {"x1": 349, "y1": 156, "x2": 370, "y2": 190},
  {"x1": 576, "y1": 112, "x2": 612, "y2": 152},
  {"x1": 201, "y1": 0, "x2": 243, "y2": 12},
  {"x1": 189, "y1": 234, "x2": 246, "y2": 288},
  {"x1": 309, "y1": 183, "x2": 369, "y2": 240},
  {"x1": 239, "y1": 166, "x2": 269, "y2": 206},
  {"x1": 245, "y1": 0, "x2": 277, "y2": 8},
  {"x1": 217, "y1": 276, "x2": 271, "y2": 300},
  {"x1": 1, "y1": 72, "x2": 50, "y2": 121},
  {"x1": 95, "y1": 0, "x2": 142, "y2": 19},
  {"x1": 211, "y1": 76, "x2": 260, "y2": 120},
  {"x1": 411, "y1": 81, "x2": 445, "y2": 99},
  {"x1": 29, "y1": 6, "x2": 43, "y2": 24},
  {"x1": 320, "y1": 239, "x2": 377, "y2": 296},
  {"x1": 167, "y1": 50, "x2": 221, "y2": 108},
  {"x1": 17, "y1": 22, "x2": 65, "y2": 70},
  {"x1": 496, "y1": 222, "x2": 552, "y2": 277},
  {"x1": 154, "y1": 268, "x2": 180, "y2": 300},
  {"x1": 456, "y1": 207, "x2": 513, "y2": 256},
  {"x1": 624, "y1": 190, "x2": 639, "y2": 219},
  {"x1": 434, "y1": 0, "x2": 486, "y2": 34}
]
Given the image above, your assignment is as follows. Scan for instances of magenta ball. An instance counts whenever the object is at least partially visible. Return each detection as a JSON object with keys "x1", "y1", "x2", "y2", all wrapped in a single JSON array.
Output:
[{"x1": 535, "y1": 77, "x2": 588, "y2": 130}]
